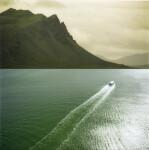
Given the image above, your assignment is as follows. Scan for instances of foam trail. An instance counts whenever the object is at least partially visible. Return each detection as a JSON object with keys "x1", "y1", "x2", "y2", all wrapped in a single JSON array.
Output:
[
  {"x1": 58, "y1": 85, "x2": 115, "y2": 149},
  {"x1": 30, "y1": 84, "x2": 115, "y2": 150}
]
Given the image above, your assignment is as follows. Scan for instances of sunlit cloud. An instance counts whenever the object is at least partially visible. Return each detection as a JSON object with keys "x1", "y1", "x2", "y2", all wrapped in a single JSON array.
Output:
[{"x1": 34, "y1": 0, "x2": 65, "y2": 8}]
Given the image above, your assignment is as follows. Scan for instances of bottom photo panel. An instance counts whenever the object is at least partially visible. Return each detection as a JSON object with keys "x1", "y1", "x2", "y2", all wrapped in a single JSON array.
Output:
[{"x1": 1, "y1": 69, "x2": 149, "y2": 150}]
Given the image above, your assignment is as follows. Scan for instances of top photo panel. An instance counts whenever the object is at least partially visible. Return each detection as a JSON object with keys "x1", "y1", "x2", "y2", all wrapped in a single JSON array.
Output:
[{"x1": 0, "y1": 0, "x2": 148, "y2": 69}]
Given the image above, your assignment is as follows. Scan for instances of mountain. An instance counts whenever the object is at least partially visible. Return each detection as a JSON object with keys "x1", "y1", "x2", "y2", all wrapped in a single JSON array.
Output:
[
  {"x1": 0, "y1": 8, "x2": 128, "y2": 68},
  {"x1": 114, "y1": 53, "x2": 149, "y2": 67},
  {"x1": 130, "y1": 64, "x2": 149, "y2": 69}
]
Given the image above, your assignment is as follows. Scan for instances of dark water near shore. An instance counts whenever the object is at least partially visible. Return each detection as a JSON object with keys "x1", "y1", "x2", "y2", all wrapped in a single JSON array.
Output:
[{"x1": 1, "y1": 69, "x2": 149, "y2": 150}]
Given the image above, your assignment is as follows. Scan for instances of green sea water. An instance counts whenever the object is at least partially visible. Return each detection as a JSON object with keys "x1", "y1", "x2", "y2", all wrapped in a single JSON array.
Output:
[{"x1": 0, "y1": 69, "x2": 149, "y2": 150}]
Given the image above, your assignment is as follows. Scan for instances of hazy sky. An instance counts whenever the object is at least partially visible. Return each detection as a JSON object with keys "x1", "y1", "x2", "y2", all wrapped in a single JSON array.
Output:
[{"x1": 0, "y1": 0, "x2": 149, "y2": 59}]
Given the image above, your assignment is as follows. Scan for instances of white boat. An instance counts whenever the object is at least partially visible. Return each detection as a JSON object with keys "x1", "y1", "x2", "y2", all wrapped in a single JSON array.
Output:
[{"x1": 109, "y1": 81, "x2": 115, "y2": 86}]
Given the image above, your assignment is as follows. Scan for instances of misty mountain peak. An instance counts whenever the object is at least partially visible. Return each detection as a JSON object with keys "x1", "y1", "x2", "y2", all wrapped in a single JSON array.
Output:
[
  {"x1": 50, "y1": 14, "x2": 59, "y2": 20},
  {"x1": 0, "y1": 8, "x2": 16, "y2": 15},
  {"x1": 60, "y1": 22, "x2": 70, "y2": 36},
  {"x1": 47, "y1": 14, "x2": 60, "y2": 24},
  {"x1": 6, "y1": 8, "x2": 16, "y2": 12},
  {"x1": 0, "y1": 8, "x2": 33, "y2": 17}
]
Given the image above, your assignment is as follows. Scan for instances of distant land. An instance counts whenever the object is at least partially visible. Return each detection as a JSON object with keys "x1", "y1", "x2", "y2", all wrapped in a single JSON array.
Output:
[
  {"x1": 0, "y1": 8, "x2": 130, "y2": 68},
  {"x1": 98, "y1": 53, "x2": 149, "y2": 69},
  {"x1": 131, "y1": 64, "x2": 149, "y2": 69},
  {"x1": 113, "y1": 53, "x2": 149, "y2": 69}
]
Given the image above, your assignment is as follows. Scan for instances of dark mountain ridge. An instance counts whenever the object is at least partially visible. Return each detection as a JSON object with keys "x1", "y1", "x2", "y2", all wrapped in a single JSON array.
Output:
[{"x1": 0, "y1": 8, "x2": 129, "y2": 68}]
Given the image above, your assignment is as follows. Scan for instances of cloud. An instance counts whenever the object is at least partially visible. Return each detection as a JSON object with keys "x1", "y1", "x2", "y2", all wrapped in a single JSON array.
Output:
[
  {"x1": 0, "y1": 0, "x2": 65, "y2": 12},
  {"x1": 0, "y1": 0, "x2": 16, "y2": 6},
  {"x1": 63, "y1": 1, "x2": 149, "y2": 59},
  {"x1": 0, "y1": 0, "x2": 12, "y2": 5},
  {"x1": 34, "y1": 0, "x2": 65, "y2": 8},
  {"x1": 0, "y1": 0, "x2": 17, "y2": 12}
]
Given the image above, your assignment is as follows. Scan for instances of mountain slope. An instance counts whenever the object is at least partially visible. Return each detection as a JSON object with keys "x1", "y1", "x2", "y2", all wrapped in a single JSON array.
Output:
[
  {"x1": 130, "y1": 64, "x2": 149, "y2": 69},
  {"x1": 0, "y1": 8, "x2": 128, "y2": 68},
  {"x1": 114, "y1": 53, "x2": 149, "y2": 67}
]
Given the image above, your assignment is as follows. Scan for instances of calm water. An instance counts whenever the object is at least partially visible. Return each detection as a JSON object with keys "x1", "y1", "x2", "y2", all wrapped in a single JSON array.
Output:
[{"x1": 0, "y1": 69, "x2": 149, "y2": 150}]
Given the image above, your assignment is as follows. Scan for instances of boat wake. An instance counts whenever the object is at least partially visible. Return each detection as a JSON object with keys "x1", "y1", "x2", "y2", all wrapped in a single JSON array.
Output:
[{"x1": 30, "y1": 83, "x2": 115, "y2": 150}]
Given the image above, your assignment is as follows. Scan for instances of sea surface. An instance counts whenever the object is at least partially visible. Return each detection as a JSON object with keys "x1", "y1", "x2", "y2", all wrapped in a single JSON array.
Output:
[{"x1": 0, "y1": 69, "x2": 149, "y2": 150}]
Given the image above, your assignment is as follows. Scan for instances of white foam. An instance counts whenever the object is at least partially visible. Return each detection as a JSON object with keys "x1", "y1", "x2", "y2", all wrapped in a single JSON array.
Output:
[
  {"x1": 30, "y1": 84, "x2": 115, "y2": 150},
  {"x1": 58, "y1": 85, "x2": 115, "y2": 149}
]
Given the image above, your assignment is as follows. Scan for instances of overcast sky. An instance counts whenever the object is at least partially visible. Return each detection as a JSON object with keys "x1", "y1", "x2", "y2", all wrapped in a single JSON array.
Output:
[{"x1": 0, "y1": 0, "x2": 148, "y2": 59}]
